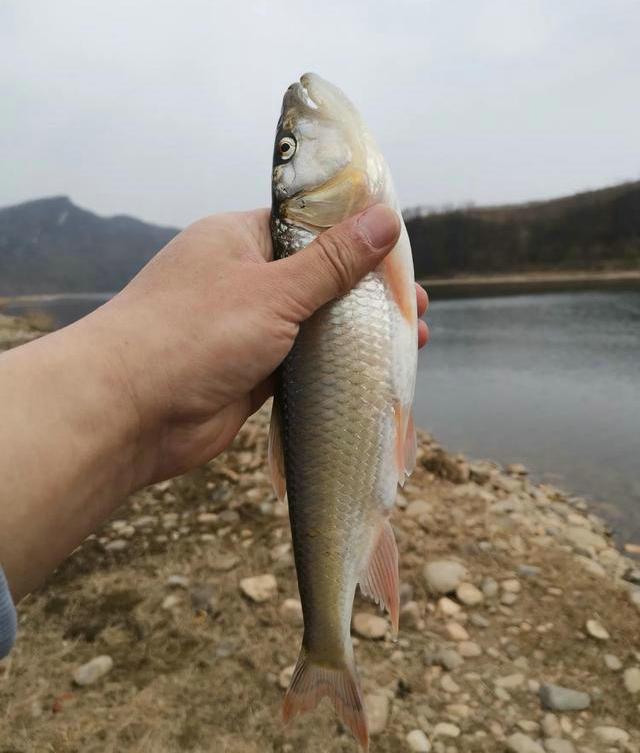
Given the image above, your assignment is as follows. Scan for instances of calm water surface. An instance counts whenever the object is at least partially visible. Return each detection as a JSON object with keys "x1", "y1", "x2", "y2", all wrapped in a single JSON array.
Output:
[
  {"x1": 6, "y1": 291, "x2": 640, "y2": 542},
  {"x1": 417, "y1": 291, "x2": 640, "y2": 544}
]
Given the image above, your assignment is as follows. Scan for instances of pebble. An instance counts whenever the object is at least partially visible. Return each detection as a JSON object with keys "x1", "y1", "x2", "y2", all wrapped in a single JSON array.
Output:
[
  {"x1": 543, "y1": 739, "x2": 575, "y2": 753},
  {"x1": 278, "y1": 664, "x2": 295, "y2": 690},
  {"x1": 429, "y1": 648, "x2": 464, "y2": 671},
  {"x1": 432, "y1": 722, "x2": 460, "y2": 738},
  {"x1": 444, "y1": 622, "x2": 469, "y2": 642},
  {"x1": 406, "y1": 729, "x2": 431, "y2": 752},
  {"x1": 280, "y1": 598, "x2": 304, "y2": 627},
  {"x1": 623, "y1": 666, "x2": 640, "y2": 694},
  {"x1": 469, "y1": 614, "x2": 489, "y2": 628},
  {"x1": 458, "y1": 641, "x2": 482, "y2": 658},
  {"x1": 538, "y1": 684, "x2": 591, "y2": 712},
  {"x1": 165, "y1": 574, "x2": 190, "y2": 589},
  {"x1": 541, "y1": 714, "x2": 561, "y2": 738},
  {"x1": 563, "y1": 527, "x2": 607, "y2": 553},
  {"x1": 366, "y1": 692, "x2": 390, "y2": 735},
  {"x1": 401, "y1": 601, "x2": 423, "y2": 629},
  {"x1": 603, "y1": 653, "x2": 622, "y2": 671},
  {"x1": 501, "y1": 592, "x2": 520, "y2": 606},
  {"x1": 585, "y1": 619, "x2": 609, "y2": 640},
  {"x1": 495, "y1": 673, "x2": 525, "y2": 689},
  {"x1": 506, "y1": 733, "x2": 545, "y2": 753},
  {"x1": 481, "y1": 577, "x2": 499, "y2": 598},
  {"x1": 502, "y1": 579, "x2": 522, "y2": 593},
  {"x1": 197, "y1": 512, "x2": 218, "y2": 525},
  {"x1": 456, "y1": 582, "x2": 484, "y2": 606},
  {"x1": 423, "y1": 561, "x2": 468, "y2": 594},
  {"x1": 592, "y1": 726, "x2": 630, "y2": 744},
  {"x1": 518, "y1": 564, "x2": 541, "y2": 578},
  {"x1": 438, "y1": 597, "x2": 461, "y2": 616},
  {"x1": 440, "y1": 674, "x2": 460, "y2": 694},
  {"x1": 405, "y1": 499, "x2": 433, "y2": 518},
  {"x1": 161, "y1": 594, "x2": 181, "y2": 610},
  {"x1": 352, "y1": 612, "x2": 387, "y2": 639},
  {"x1": 211, "y1": 554, "x2": 240, "y2": 572},
  {"x1": 239, "y1": 574, "x2": 278, "y2": 603},
  {"x1": 72, "y1": 655, "x2": 114, "y2": 686},
  {"x1": 190, "y1": 583, "x2": 217, "y2": 614},
  {"x1": 105, "y1": 539, "x2": 127, "y2": 552}
]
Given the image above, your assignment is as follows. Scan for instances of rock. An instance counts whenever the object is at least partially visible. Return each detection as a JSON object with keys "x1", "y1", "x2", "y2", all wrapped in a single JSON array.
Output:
[
  {"x1": 501, "y1": 579, "x2": 522, "y2": 593},
  {"x1": 432, "y1": 722, "x2": 460, "y2": 738},
  {"x1": 446, "y1": 703, "x2": 470, "y2": 719},
  {"x1": 444, "y1": 622, "x2": 469, "y2": 642},
  {"x1": 543, "y1": 740, "x2": 575, "y2": 753},
  {"x1": 603, "y1": 653, "x2": 622, "y2": 671},
  {"x1": 401, "y1": 600, "x2": 423, "y2": 629},
  {"x1": 406, "y1": 729, "x2": 431, "y2": 752},
  {"x1": 506, "y1": 462, "x2": 528, "y2": 476},
  {"x1": 495, "y1": 673, "x2": 525, "y2": 689},
  {"x1": 405, "y1": 499, "x2": 433, "y2": 518},
  {"x1": 161, "y1": 594, "x2": 181, "y2": 610},
  {"x1": 197, "y1": 512, "x2": 218, "y2": 525},
  {"x1": 72, "y1": 655, "x2": 114, "y2": 686},
  {"x1": 469, "y1": 461, "x2": 494, "y2": 484},
  {"x1": 165, "y1": 574, "x2": 190, "y2": 589},
  {"x1": 440, "y1": 674, "x2": 460, "y2": 694},
  {"x1": 105, "y1": 539, "x2": 127, "y2": 552},
  {"x1": 592, "y1": 726, "x2": 630, "y2": 744},
  {"x1": 190, "y1": 583, "x2": 218, "y2": 614},
  {"x1": 517, "y1": 721, "x2": 540, "y2": 734},
  {"x1": 239, "y1": 574, "x2": 278, "y2": 603},
  {"x1": 352, "y1": 612, "x2": 387, "y2": 639},
  {"x1": 518, "y1": 564, "x2": 541, "y2": 578},
  {"x1": 278, "y1": 664, "x2": 295, "y2": 690},
  {"x1": 365, "y1": 692, "x2": 390, "y2": 735},
  {"x1": 506, "y1": 733, "x2": 545, "y2": 753},
  {"x1": 280, "y1": 598, "x2": 304, "y2": 627},
  {"x1": 481, "y1": 577, "x2": 499, "y2": 598},
  {"x1": 428, "y1": 648, "x2": 463, "y2": 671},
  {"x1": 211, "y1": 554, "x2": 240, "y2": 572},
  {"x1": 423, "y1": 561, "x2": 468, "y2": 594},
  {"x1": 270, "y1": 542, "x2": 292, "y2": 562},
  {"x1": 501, "y1": 592, "x2": 519, "y2": 606},
  {"x1": 563, "y1": 527, "x2": 607, "y2": 553},
  {"x1": 218, "y1": 510, "x2": 240, "y2": 525},
  {"x1": 541, "y1": 714, "x2": 561, "y2": 738},
  {"x1": 458, "y1": 641, "x2": 482, "y2": 658},
  {"x1": 574, "y1": 556, "x2": 606, "y2": 578},
  {"x1": 469, "y1": 614, "x2": 490, "y2": 628},
  {"x1": 438, "y1": 597, "x2": 461, "y2": 616},
  {"x1": 585, "y1": 619, "x2": 609, "y2": 640},
  {"x1": 456, "y1": 582, "x2": 483, "y2": 606},
  {"x1": 623, "y1": 666, "x2": 640, "y2": 694},
  {"x1": 630, "y1": 589, "x2": 640, "y2": 612},
  {"x1": 538, "y1": 684, "x2": 591, "y2": 712}
]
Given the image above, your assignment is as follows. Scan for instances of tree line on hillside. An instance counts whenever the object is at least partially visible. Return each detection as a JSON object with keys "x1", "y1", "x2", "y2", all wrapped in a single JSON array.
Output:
[{"x1": 405, "y1": 181, "x2": 640, "y2": 279}]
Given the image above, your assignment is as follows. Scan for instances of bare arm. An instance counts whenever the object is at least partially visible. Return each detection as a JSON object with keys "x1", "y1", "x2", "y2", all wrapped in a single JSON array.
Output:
[{"x1": 0, "y1": 205, "x2": 428, "y2": 601}]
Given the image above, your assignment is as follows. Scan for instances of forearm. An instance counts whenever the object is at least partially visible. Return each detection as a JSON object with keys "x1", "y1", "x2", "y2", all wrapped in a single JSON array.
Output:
[{"x1": 0, "y1": 311, "x2": 147, "y2": 600}]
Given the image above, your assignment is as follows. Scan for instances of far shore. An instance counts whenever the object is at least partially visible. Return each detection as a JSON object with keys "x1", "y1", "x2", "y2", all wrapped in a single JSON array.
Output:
[{"x1": 420, "y1": 269, "x2": 640, "y2": 299}]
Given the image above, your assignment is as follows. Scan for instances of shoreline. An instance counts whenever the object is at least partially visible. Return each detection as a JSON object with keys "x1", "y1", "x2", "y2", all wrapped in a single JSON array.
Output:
[{"x1": 419, "y1": 270, "x2": 640, "y2": 299}]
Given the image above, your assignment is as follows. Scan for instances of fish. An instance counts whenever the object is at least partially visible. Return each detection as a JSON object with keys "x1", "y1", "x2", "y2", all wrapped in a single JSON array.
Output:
[{"x1": 269, "y1": 73, "x2": 418, "y2": 750}]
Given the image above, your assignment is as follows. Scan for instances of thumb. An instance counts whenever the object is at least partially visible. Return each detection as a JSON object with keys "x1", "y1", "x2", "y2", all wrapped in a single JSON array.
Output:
[{"x1": 272, "y1": 204, "x2": 400, "y2": 317}]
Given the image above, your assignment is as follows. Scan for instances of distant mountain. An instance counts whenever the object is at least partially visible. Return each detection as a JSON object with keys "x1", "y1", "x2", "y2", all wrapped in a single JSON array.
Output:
[
  {"x1": 0, "y1": 196, "x2": 179, "y2": 295},
  {"x1": 405, "y1": 180, "x2": 640, "y2": 279}
]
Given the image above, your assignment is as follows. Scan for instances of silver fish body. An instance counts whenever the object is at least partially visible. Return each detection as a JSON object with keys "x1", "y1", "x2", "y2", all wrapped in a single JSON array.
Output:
[{"x1": 269, "y1": 73, "x2": 417, "y2": 751}]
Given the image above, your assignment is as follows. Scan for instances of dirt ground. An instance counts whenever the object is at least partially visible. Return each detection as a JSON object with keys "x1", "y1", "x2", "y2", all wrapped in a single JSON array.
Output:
[{"x1": 1, "y1": 318, "x2": 639, "y2": 753}]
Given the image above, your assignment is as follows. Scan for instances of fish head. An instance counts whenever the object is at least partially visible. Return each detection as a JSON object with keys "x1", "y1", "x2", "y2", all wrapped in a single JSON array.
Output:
[{"x1": 272, "y1": 73, "x2": 384, "y2": 232}]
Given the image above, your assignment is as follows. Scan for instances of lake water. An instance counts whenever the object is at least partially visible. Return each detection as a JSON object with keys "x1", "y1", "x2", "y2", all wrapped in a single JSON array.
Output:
[{"x1": 5, "y1": 290, "x2": 640, "y2": 544}]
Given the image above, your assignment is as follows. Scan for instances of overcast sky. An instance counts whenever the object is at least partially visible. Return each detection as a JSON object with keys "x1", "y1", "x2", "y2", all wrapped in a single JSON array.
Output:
[{"x1": 1, "y1": 0, "x2": 639, "y2": 227}]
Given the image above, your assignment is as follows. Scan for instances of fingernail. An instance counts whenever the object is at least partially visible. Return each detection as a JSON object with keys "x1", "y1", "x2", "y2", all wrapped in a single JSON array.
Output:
[{"x1": 356, "y1": 204, "x2": 400, "y2": 249}]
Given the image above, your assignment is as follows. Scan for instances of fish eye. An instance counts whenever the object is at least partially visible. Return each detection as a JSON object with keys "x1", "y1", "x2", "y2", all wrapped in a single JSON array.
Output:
[{"x1": 278, "y1": 136, "x2": 296, "y2": 160}]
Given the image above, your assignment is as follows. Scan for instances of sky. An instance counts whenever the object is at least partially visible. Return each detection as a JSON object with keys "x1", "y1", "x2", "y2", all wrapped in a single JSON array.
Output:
[{"x1": 1, "y1": 0, "x2": 639, "y2": 228}]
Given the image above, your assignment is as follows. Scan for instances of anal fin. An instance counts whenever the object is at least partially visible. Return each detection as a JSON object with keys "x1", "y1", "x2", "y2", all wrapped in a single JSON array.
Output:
[
  {"x1": 268, "y1": 397, "x2": 286, "y2": 501},
  {"x1": 359, "y1": 520, "x2": 400, "y2": 636},
  {"x1": 283, "y1": 647, "x2": 369, "y2": 751}
]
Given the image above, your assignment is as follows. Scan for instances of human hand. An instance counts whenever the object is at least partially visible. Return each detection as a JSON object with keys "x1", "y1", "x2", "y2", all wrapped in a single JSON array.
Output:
[{"x1": 91, "y1": 205, "x2": 430, "y2": 487}]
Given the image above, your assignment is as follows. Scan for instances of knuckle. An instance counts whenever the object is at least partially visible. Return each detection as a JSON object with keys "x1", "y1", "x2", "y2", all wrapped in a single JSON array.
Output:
[{"x1": 314, "y1": 232, "x2": 355, "y2": 294}]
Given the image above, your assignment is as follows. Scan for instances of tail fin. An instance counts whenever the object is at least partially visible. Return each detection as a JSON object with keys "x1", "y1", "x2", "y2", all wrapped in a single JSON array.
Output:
[{"x1": 283, "y1": 647, "x2": 369, "y2": 751}]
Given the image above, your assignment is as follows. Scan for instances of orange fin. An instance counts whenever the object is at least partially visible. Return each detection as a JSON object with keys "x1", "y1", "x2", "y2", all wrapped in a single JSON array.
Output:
[
  {"x1": 283, "y1": 647, "x2": 369, "y2": 751},
  {"x1": 268, "y1": 398, "x2": 286, "y2": 501},
  {"x1": 359, "y1": 520, "x2": 400, "y2": 636},
  {"x1": 404, "y1": 411, "x2": 417, "y2": 477},
  {"x1": 394, "y1": 403, "x2": 416, "y2": 486},
  {"x1": 382, "y1": 249, "x2": 415, "y2": 325}
]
